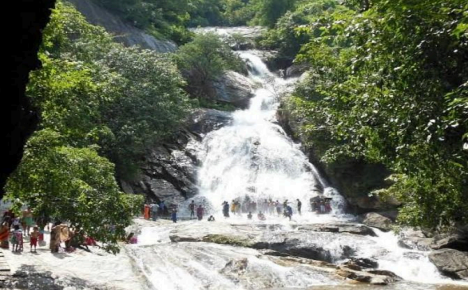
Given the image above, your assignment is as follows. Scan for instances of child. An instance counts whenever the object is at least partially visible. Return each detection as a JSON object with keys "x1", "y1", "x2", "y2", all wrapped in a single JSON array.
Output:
[
  {"x1": 30, "y1": 226, "x2": 39, "y2": 252},
  {"x1": 11, "y1": 225, "x2": 23, "y2": 252}
]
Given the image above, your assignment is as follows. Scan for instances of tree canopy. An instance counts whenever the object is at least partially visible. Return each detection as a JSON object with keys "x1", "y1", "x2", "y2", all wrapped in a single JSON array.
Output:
[{"x1": 281, "y1": 0, "x2": 468, "y2": 228}]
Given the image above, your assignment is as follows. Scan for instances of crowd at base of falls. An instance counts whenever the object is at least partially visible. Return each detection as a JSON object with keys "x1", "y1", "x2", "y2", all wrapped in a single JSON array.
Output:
[{"x1": 1, "y1": 217, "x2": 468, "y2": 290}]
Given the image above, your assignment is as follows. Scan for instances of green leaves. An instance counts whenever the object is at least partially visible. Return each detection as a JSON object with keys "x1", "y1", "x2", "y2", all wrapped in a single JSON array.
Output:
[
  {"x1": 175, "y1": 33, "x2": 245, "y2": 102},
  {"x1": 289, "y1": 0, "x2": 468, "y2": 229},
  {"x1": 6, "y1": 130, "x2": 143, "y2": 253},
  {"x1": 5, "y1": 1, "x2": 189, "y2": 251}
]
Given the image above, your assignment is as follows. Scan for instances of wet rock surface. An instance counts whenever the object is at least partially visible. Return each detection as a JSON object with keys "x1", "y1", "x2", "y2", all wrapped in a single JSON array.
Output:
[
  {"x1": 212, "y1": 71, "x2": 256, "y2": 108},
  {"x1": 429, "y1": 248, "x2": 468, "y2": 279},
  {"x1": 122, "y1": 109, "x2": 232, "y2": 203},
  {"x1": 398, "y1": 228, "x2": 433, "y2": 251},
  {"x1": 169, "y1": 222, "x2": 377, "y2": 264},
  {"x1": 336, "y1": 266, "x2": 401, "y2": 285}
]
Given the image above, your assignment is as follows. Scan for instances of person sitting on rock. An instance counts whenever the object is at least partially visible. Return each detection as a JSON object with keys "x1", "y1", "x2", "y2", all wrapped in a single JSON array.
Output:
[{"x1": 207, "y1": 215, "x2": 215, "y2": 222}]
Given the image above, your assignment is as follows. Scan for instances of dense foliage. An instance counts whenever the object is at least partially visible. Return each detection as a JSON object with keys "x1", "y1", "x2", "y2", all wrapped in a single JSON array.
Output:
[
  {"x1": 91, "y1": 0, "x2": 305, "y2": 42},
  {"x1": 175, "y1": 33, "x2": 245, "y2": 105},
  {"x1": 6, "y1": 1, "x2": 192, "y2": 250},
  {"x1": 282, "y1": 0, "x2": 468, "y2": 228},
  {"x1": 6, "y1": 130, "x2": 141, "y2": 253}
]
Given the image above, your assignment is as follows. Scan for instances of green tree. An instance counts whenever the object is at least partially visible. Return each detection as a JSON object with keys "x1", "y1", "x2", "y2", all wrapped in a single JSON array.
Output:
[
  {"x1": 290, "y1": 0, "x2": 468, "y2": 228},
  {"x1": 6, "y1": 129, "x2": 143, "y2": 253},
  {"x1": 175, "y1": 33, "x2": 245, "y2": 101}
]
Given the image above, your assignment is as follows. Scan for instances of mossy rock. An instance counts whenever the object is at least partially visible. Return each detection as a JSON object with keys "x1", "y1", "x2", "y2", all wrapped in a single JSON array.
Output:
[{"x1": 202, "y1": 234, "x2": 253, "y2": 247}]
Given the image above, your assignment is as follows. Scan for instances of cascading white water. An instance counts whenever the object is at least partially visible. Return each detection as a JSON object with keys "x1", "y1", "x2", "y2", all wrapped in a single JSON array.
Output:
[
  {"x1": 196, "y1": 51, "x2": 346, "y2": 216},
  {"x1": 190, "y1": 50, "x2": 466, "y2": 287}
]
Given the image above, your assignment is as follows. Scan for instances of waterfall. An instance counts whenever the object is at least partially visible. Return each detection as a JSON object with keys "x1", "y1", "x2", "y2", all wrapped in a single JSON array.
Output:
[
  {"x1": 125, "y1": 37, "x2": 466, "y2": 290},
  {"x1": 196, "y1": 50, "x2": 346, "y2": 216}
]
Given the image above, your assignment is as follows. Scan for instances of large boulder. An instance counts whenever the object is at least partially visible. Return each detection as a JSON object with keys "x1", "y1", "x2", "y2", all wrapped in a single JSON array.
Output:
[
  {"x1": 362, "y1": 212, "x2": 393, "y2": 232},
  {"x1": 398, "y1": 228, "x2": 433, "y2": 251},
  {"x1": 187, "y1": 109, "x2": 232, "y2": 136},
  {"x1": 285, "y1": 64, "x2": 309, "y2": 78},
  {"x1": 68, "y1": 0, "x2": 177, "y2": 52},
  {"x1": 429, "y1": 248, "x2": 468, "y2": 279},
  {"x1": 431, "y1": 232, "x2": 468, "y2": 252},
  {"x1": 212, "y1": 71, "x2": 256, "y2": 108}
]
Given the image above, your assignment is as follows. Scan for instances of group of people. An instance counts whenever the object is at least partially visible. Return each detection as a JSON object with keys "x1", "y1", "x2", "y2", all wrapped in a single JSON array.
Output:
[
  {"x1": 189, "y1": 201, "x2": 205, "y2": 221},
  {"x1": 0, "y1": 207, "x2": 103, "y2": 254},
  {"x1": 143, "y1": 201, "x2": 179, "y2": 223},
  {"x1": 310, "y1": 196, "x2": 332, "y2": 214},
  {"x1": 142, "y1": 195, "x2": 333, "y2": 224},
  {"x1": 0, "y1": 208, "x2": 42, "y2": 253},
  {"x1": 221, "y1": 198, "x2": 303, "y2": 221}
]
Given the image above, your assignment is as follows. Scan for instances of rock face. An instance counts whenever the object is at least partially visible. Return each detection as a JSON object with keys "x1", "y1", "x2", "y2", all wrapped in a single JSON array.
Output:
[
  {"x1": 276, "y1": 99, "x2": 396, "y2": 214},
  {"x1": 122, "y1": 109, "x2": 232, "y2": 203},
  {"x1": 68, "y1": 0, "x2": 177, "y2": 53},
  {"x1": 362, "y1": 212, "x2": 393, "y2": 232},
  {"x1": 212, "y1": 71, "x2": 256, "y2": 108},
  {"x1": 429, "y1": 249, "x2": 468, "y2": 279}
]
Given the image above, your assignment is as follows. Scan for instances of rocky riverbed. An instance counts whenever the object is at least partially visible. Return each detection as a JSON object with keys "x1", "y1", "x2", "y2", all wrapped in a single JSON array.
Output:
[{"x1": 3, "y1": 218, "x2": 468, "y2": 289}]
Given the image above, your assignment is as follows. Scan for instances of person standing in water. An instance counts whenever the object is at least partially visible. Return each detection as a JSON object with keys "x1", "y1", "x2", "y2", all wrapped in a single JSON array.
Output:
[
  {"x1": 151, "y1": 203, "x2": 159, "y2": 221},
  {"x1": 189, "y1": 200, "x2": 195, "y2": 219},
  {"x1": 297, "y1": 199, "x2": 302, "y2": 215},
  {"x1": 196, "y1": 205, "x2": 204, "y2": 221},
  {"x1": 285, "y1": 205, "x2": 293, "y2": 221},
  {"x1": 222, "y1": 201, "x2": 230, "y2": 218},
  {"x1": 171, "y1": 204, "x2": 178, "y2": 223}
]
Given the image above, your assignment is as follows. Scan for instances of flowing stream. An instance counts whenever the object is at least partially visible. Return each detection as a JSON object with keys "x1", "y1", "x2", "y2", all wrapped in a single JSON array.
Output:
[{"x1": 126, "y1": 29, "x2": 468, "y2": 290}]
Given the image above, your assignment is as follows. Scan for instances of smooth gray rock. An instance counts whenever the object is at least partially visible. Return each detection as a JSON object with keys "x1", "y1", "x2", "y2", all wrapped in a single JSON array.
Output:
[
  {"x1": 429, "y1": 248, "x2": 468, "y2": 279},
  {"x1": 212, "y1": 71, "x2": 256, "y2": 108},
  {"x1": 398, "y1": 228, "x2": 433, "y2": 251},
  {"x1": 362, "y1": 212, "x2": 393, "y2": 232},
  {"x1": 68, "y1": 0, "x2": 177, "y2": 52},
  {"x1": 431, "y1": 232, "x2": 468, "y2": 252}
]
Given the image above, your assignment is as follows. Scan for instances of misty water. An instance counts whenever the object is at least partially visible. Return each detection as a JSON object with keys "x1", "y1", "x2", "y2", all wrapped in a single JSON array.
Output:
[{"x1": 124, "y1": 42, "x2": 468, "y2": 289}]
